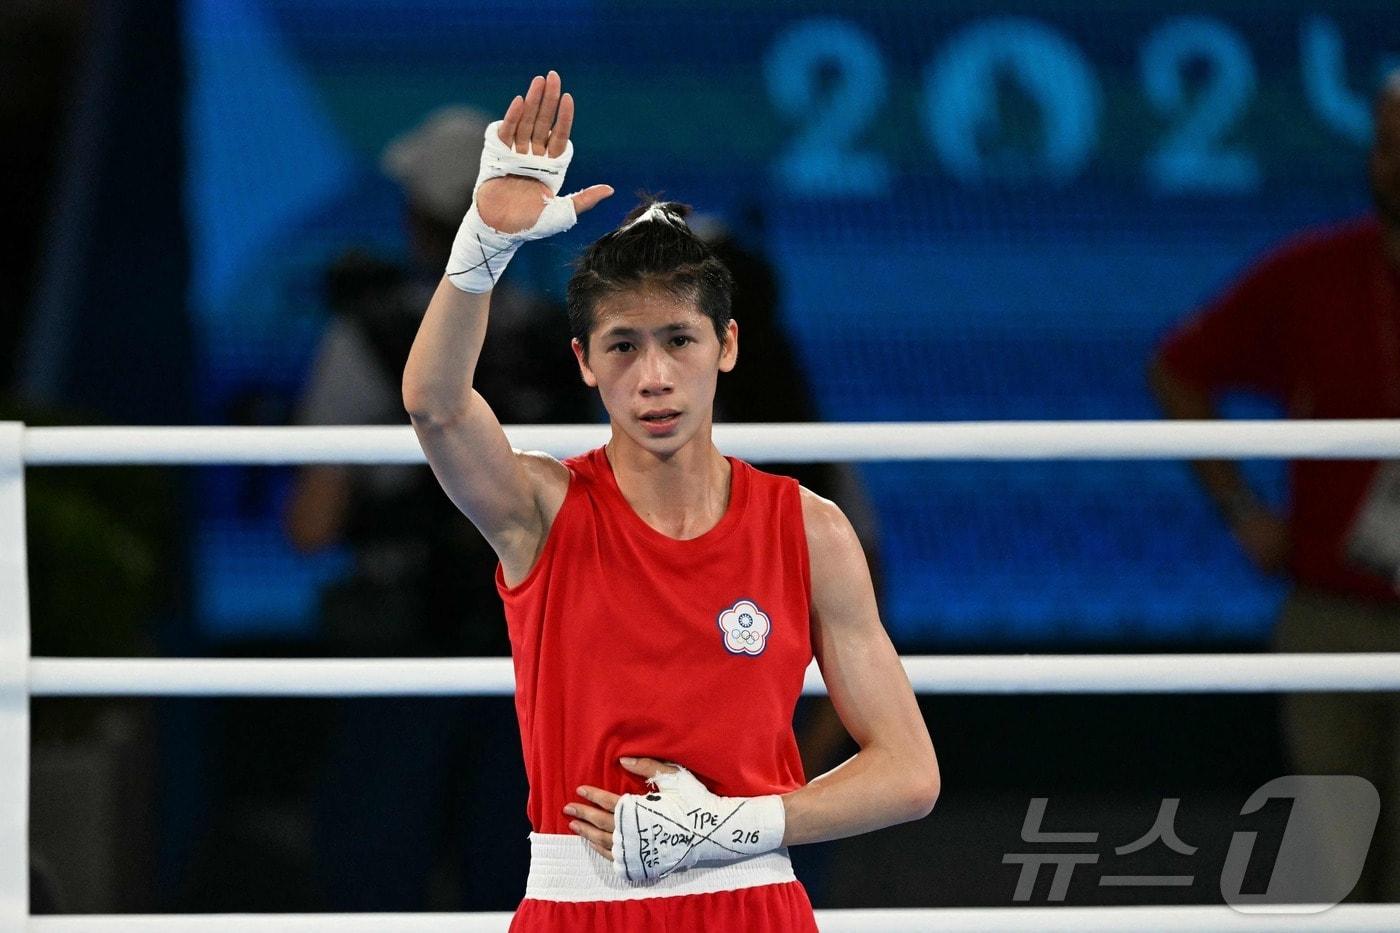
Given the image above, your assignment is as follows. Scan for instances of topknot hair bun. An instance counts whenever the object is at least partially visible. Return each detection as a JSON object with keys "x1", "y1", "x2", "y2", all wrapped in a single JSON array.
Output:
[{"x1": 619, "y1": 199, "x2": 692, "y2": 229}]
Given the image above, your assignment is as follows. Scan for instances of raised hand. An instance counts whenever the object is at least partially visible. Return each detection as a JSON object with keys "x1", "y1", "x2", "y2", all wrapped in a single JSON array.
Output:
[{"x1": 475, "y1": 71, "x2": 613, "y2": 234}]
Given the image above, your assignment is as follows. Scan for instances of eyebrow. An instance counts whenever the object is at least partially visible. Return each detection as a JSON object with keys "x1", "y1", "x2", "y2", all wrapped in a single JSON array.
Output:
[{"x1": 599, "y1": 322, "x2": 697, "y2": 339}]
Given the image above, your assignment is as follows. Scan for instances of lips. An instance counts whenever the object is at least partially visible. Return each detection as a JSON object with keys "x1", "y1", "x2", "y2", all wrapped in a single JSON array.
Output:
[{"x1": 639, "y1": 410, "x2": 681, "y2": 435}]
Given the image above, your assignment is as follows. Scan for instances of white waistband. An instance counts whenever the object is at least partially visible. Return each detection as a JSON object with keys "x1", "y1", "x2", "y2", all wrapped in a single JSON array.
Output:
[{"x1": 523, "y1": 832, "x2": 796, "y2": 902}]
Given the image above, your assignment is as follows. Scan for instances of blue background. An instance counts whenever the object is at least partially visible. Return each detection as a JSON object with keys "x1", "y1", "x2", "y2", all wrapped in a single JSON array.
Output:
[{"x1": 181, "y1": 0, "x2": 1399, "y2": 646}]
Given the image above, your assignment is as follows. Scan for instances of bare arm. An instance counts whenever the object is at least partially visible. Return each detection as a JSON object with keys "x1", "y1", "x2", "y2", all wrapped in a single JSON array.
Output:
[
  {"x1": 401, "y1": 71, "x2": 611, "y2": 581},
  {"x1": 777, "y1": 487, "x2": 939, "y2": 844},
  {"x1": 1148, "y1": 355, "x2": 1289, "y2": 573},
  {"x1": 404, "y1": 278, "x2": 553, "y2": 580}
]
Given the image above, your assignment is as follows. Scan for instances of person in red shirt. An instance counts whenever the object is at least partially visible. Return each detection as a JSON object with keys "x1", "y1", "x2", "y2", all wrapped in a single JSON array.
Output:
[
  {"x1": 1150, "y1": 73, "x2": 1400, "y2": 902},
  {"x1": 402, "y1": 71, "x2": 939, "y2": 929}
]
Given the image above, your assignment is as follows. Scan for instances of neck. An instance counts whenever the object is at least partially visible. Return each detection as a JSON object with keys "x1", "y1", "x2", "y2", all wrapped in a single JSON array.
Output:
[{"x1": 605, "y1": 420, "x2": 732, "y2": 539}]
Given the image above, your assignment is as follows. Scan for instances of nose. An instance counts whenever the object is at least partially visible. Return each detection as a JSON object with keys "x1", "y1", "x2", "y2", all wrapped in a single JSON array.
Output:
[{"x1": 638, "y1": 346, "x2": 674, "y2": 397}]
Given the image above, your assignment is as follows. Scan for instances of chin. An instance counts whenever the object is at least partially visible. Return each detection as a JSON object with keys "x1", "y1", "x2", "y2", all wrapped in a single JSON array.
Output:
[
  {"x1": 630, "y1": 425, "x2": 692, "y2": 457},
  {"x1": 641, "y1": 433, "x2": 687, "y2": 457}
]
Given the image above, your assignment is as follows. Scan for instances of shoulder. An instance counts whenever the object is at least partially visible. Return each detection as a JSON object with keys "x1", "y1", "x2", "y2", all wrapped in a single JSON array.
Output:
[
  {"x1": 798, "y1": 486, "x2": 880, "y2": 631},
  {"x1": 799, "y1": 485, "x2": 862, "y2": 566},
  {"x1": 518, "y1": 449, "x2": 573, "y2": 526},
  {"x1": 519, "y1": 448, "x2": 572, "y2": 485},
  {"x1": 495, "y1": 450, "x2": 577, "y2": 587},
  {"x1": 517, "y1": 446, "x2": 615, "y2": 528}
]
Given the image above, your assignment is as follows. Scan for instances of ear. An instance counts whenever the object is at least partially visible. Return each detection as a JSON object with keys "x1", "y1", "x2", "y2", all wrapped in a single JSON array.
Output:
[
  {"x1": 571, "y1": 337, "x2": 599, "y2": 388},
  {"x1": 718, "y1": 319, "x2": 739, "y2": 373}
]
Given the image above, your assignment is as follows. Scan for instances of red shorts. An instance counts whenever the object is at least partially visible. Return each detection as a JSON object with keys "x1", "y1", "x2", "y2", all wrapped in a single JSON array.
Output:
[{"x1": 510, "y1": 880, "x2": 819, "y2": 932}]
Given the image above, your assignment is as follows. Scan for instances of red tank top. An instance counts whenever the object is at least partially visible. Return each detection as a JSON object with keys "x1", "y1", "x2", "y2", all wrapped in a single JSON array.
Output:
[{"x1": 496, "y1": 446, "x2": 812, "y2": 833}]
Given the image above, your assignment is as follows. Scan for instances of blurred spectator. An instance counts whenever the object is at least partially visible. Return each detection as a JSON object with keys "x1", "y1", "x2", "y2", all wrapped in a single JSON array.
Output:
[
  {"x1": 1149, "y1": 74, "x2": 1400, "y2": 902},
  {"x1": 283, "y1": 106, "x2": 588, "y2": 910}
]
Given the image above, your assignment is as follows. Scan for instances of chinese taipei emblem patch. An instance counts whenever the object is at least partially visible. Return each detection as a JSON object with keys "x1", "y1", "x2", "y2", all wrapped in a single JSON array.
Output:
[{"x1": 718, "y1": 599, "x2": 772, "y2": 656}]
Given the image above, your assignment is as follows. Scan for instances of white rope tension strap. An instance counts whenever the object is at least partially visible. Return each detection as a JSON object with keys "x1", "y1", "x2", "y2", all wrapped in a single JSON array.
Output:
[
  {"x1": 21, "y1": 420, "x2": 1400, "y2": 464},
  {"x1": 24, "y1": 905, "x2": 1400, "y2": 932},
  {"x1": 26, "y1": 653, "x2": 1400, "y2": 697}
]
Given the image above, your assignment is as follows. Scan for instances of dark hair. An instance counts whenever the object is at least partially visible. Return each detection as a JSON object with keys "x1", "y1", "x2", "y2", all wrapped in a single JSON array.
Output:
[{"x1": 566, "y1": 199, "x2": 733, "y2": 356}]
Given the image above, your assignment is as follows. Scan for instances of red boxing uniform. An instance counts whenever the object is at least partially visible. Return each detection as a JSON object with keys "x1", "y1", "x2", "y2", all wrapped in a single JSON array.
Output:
[{"x1": 498, "y1": 446, "x2": 819, "y2": 931}]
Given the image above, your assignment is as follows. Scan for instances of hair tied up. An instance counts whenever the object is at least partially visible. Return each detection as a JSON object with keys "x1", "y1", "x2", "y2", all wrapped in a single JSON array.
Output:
[{"x1": 619, "y1": 199, "x2": 691, "y2": 230}]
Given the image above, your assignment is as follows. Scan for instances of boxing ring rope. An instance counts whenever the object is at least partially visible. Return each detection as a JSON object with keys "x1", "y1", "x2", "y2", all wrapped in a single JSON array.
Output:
[
  {"x1": 7, "y1": 420, "x2": 1400, "y2": 931},
  {"x1": 22, "y1": 419, "x2": 1400, "y2": 463},
  {"x1": 25, "y1": 652, "x2": 1400, "y2": 697}
]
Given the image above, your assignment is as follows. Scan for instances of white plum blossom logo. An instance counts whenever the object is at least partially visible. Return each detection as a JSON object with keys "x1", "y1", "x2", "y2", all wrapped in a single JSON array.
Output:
[{"x1": 718, "y1": 599, "x2": 772, "y2": 656}]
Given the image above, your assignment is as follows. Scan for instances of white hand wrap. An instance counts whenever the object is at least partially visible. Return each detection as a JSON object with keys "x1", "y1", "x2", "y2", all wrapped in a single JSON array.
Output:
[
  {"x1": 446, "y1": 120, "x2": 578, "y2": 293},
  {"x1": 611, "y1": 767, "x2": 786, "y2": 883}
]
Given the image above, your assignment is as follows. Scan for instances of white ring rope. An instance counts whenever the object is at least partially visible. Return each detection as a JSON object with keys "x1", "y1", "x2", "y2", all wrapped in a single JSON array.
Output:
[
  {"x1": 24, "y1": 905, "x2": 1400, "y2": 932},
  {"x1": 25, "y1": 653, "x2": 1400, "y2": 697},
  {"x1": 20, "y1": 420, "x2": 1400, "y2": 464}
]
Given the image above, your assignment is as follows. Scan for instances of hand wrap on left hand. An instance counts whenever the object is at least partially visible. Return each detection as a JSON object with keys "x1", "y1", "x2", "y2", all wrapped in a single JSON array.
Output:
[{"x1": 611, "y1": 767, "x2": 785, "y2": 883}]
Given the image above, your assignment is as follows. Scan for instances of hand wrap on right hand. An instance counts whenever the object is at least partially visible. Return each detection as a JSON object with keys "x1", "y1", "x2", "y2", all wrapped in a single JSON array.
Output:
[{"x1": 446, "y1": 120, "x2": 578, "y2": 293}]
